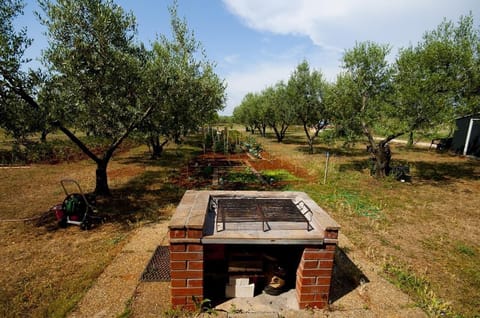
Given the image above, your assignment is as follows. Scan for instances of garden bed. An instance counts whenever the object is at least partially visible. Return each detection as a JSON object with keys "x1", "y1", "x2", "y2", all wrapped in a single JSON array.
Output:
[{"x1": 172, "y1": 151, "x2": 308, "y2": 191}]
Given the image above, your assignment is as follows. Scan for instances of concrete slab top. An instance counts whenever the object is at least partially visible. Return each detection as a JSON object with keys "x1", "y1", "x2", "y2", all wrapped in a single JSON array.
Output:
[{"x1": 169, "y1": 190, "x2": 340, "y2": 245}]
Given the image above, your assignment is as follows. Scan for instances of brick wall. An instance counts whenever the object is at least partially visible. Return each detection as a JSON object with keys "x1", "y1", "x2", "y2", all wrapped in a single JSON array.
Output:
[
  {"x1": 295, "y1": 229, "x2": 338, "y2": 309},
  {"x1": 170, "y1": 230, "x2": 338, "y2": 310},
  {"x1": 169, "y1": 228, "x2": 204, "y2": 311}
]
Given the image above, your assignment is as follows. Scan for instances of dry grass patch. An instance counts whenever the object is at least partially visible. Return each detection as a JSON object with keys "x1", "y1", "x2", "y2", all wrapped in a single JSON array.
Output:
[
  {"x1": 0, "y1": 222, "x2": 126, "y2": 317},
  {"x1": 0, "y1": 144, "x2": 196, "y2": 317},
  {"x1": 1, "y1": 129, "x2": 479, "y2": 317},
  {"x1": 253, "y1": 130, "x2": 480, "y2": 317}
]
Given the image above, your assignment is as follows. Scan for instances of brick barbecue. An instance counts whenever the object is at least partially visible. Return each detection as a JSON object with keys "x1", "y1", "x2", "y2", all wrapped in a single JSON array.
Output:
[{"x1": 168, "y1": 190, "x2": 340, "y2": 310}]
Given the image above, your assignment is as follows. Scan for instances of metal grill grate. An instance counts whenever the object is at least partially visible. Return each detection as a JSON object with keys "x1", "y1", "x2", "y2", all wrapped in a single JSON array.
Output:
[
  {"x1": 140, "y1": 246, "x2": 171, "y2": 282},
  {"x1": 215, "y1": 198, "x2": 313, "y2": 232}
]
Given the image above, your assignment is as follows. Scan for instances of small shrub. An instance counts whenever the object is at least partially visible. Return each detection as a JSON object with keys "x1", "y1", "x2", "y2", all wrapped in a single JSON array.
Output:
[
  {"x1": 242, "y1": 136, "x2": 263, "y2": 158},
  {"x1": 201, "y1": 165, "x2": 214, "y2": 179}
]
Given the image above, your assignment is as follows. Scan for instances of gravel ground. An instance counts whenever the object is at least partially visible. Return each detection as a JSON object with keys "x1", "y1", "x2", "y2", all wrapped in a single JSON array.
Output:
[{"x1": 68, "y1": 221, "x2": 169, "y2": 318}]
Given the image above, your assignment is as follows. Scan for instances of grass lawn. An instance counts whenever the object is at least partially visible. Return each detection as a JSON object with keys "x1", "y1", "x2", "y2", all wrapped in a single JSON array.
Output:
[
  {"x1": 255, "y1": 127, "x2": 480, "y2": 317},
  {"x1": 0, "y1": 128, "x2": 479, "y2": 317},
  {"x1": 0, "y1": 144, "x2": 196, "y2": 317}
]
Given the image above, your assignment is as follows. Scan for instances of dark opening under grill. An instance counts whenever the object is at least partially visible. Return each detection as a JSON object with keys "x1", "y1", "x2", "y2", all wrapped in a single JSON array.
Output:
[{"x1": 213, "y1": 197, "x2": 313, "y2": 232}]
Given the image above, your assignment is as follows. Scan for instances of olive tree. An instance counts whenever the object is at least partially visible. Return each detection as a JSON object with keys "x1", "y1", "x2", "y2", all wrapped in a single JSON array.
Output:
[
  {"x1": 140, "y1": 4, "x2": 225, "y2": 158},
  {"x1": 233, "y1": 92, "x2": 264, "y2": 134},
  {"x1": 332, "y1": 14, "x2": 480, "y2": 178},
  {"x1": 38, "y1": 0, "x2": 152, "y2": 195},
  {"x1": 287, "y1": 60, "x2": 329, "y2": 153},
  {"x1": 0, "y1": 0, "x2": 44, "y2": 142},
  {"x1": 263, "y1": 82, "x2": 295, "y2": 142},
  {"x1": 330, "y1": 42, "x2": 395, "y2": 177}
]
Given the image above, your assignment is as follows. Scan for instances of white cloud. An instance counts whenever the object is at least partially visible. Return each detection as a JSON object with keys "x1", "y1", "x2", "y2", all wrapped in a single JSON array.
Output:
[
  {"x1": 222, "y1": 0, "x2": 479, "y2": 49},
  {"x1": 220, "y1": 0, "x2": 480, "y2": 115}
]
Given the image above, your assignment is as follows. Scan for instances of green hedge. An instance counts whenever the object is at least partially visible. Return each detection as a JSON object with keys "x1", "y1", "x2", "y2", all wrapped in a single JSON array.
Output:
[{"x1": 0, "y1": 137, "x2": 139, "y2": 165}]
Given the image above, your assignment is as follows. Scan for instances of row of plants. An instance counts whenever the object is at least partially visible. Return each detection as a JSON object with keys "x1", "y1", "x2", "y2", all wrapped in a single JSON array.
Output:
[
  {"x1": 220, "y1": 168, "x2": 301, "y2": 186},
  {"x1": 241, "y1": 135, "x2": 263, "y2": 158},
  {"x1": 202, "y1": 128, "x2": 266, "y2": 157},
  {"x1": 203, "y1": 127, "x2": 243, "y2": 154}
]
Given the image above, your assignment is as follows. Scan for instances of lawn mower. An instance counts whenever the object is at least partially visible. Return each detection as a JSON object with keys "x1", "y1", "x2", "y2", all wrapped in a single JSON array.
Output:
[{"x1": 52, "y1": 179, "x2": 100, "y2": 230}]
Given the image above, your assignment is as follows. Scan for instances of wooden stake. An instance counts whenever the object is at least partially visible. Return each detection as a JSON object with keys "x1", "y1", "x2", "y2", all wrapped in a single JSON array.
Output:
[{"x1": 323, "y1": 151, "x2": 330, "y2": 185}]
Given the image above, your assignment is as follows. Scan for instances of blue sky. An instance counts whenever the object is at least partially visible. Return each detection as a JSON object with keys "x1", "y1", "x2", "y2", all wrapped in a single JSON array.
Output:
[{"x1": 16, "y1": 0, "x2": 480, "y2": 115}]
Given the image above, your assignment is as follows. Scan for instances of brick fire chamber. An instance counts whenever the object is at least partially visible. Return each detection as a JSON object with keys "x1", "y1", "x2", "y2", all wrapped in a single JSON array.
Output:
[{"x1": 168, "y1": 190, "x2": 340, "y2": 310}]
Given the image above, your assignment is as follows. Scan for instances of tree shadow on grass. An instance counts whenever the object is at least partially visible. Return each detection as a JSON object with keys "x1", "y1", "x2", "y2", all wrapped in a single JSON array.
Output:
[
  {"x1": 117, "y1": 147, "x2": 201, "y2": 168},
  {"x1": 317, "y1": 145, "x2": 369, "y2": 157},
  {"x1": 289, "y1": 143, "x2": 370, "y2": 159},
  {"x1": 97, "y1": 148, "x2": 199, "y2": 226},
  {"x1": 338, "y1": 157, "x2": 479, "y2": 184},
  {"x1": 411, "y1": 161, "x2": 479, "y2": 182},
  {"x1": 279, "y1": 134, "x2": 308, "y2": 145},
  {"x1": 393, "y1": 144, "x2": 451, "y2": 155},
  {"x1": 35, "y1": 167, "x2": 185, "y2": 231},
  {"x1": 98, "y1": 169, "x2": 185, "y2": 227},
  {"x1": 33, "y1": 148, "x2": 193, "y2": 231},
  {"x1": 337, "y1": 159, "x2": 371, "y2": 174}
]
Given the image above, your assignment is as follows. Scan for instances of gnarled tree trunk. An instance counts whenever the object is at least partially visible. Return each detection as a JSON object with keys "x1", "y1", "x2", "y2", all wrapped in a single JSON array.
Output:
[
  {"x1": 149, "y1": 135, "x2": 168, "y2": 159},
  {"x1": 271, "y1": 122, "x2": 289, "y2": 142},
  {"x1": 368, "y1": 142, "x2": 391, "y2": 177},
  {"x1": 95, "y1": 160, "x2": 109, "y2": 195}
]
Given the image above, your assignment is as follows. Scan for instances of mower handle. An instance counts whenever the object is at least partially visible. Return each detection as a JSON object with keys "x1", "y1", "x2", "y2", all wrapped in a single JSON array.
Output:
[
  {"x1": 60, "y1": 179, "x2": 96, "y2": 212},
  {"x1": 60, "y1": 179, "x2": 86, "y2": 196}
]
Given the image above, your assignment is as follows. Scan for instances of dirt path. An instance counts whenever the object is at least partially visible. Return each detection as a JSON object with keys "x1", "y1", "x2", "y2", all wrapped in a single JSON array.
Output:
[
  {"x1": 374, "y1": 137, "x2": 434, "y2": 148},
  {"x1": 68, "y1": 222, "x2": 170, "y2": 318}
]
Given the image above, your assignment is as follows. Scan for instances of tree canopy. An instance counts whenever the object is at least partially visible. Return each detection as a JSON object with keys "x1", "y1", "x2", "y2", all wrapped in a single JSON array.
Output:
[
  {"x1": 1, "y1": 0, "x2": 225, "y2": 195},
  {"x1": 233, "y1": 13, "x2": 480, "y2": 177},
  {"x1": 417, "y1": 14, "x2": 480, "y2": 117},
  {"x1": 0, "y1": 0, "x2": 42, "y2": 141},
  {"x1": 233, "y1": 60, "x2": 329, "y2": 152},
  {"x1": 139, "y1": 3, "x2": 225, "y2": 158},
  {"x1": 287, "y1": 60, "x2": 329, "y2": 153}
]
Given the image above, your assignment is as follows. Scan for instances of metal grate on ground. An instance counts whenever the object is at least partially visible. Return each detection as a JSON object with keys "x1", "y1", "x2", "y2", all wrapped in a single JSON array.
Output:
[{"x1": 140, "y1": 245, "x2": 171, "y2": 282}]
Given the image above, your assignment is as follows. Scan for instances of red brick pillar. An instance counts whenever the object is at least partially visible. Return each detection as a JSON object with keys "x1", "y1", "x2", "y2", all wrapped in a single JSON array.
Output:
[
  {"x1": 169, "y1": 228, "x2": 204, "y2": 311},
  {"x1": 296, "y1": 230, "x2": 337, "y2": 309}
]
